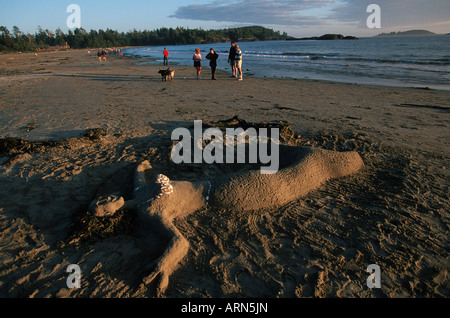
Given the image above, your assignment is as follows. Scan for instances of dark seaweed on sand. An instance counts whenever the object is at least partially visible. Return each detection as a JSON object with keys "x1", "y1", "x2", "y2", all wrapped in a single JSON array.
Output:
[
  {"x1": 66, "y1": 208, "x2": 138, "y2": 245},
  {"x1": 0, "y1": 128, "x2": 107, "y2": 166}
]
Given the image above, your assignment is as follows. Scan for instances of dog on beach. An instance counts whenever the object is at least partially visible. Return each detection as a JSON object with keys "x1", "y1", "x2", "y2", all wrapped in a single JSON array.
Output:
[{"x1": 158, "y1": 68, "x2": 175, "y2": 82}]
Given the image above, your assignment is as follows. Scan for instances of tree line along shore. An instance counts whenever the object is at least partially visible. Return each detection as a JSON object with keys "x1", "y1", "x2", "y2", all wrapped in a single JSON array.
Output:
[{"x1": 0, "y1": 25, "x2": 289, "y2": 52}]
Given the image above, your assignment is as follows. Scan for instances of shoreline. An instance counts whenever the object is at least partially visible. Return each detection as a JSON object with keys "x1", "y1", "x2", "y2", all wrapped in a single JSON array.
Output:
[
  {"x1": 0, "y1": 49, "x2": 449, "y2": 298},
  {"x1": 3, "y1": 48, "x2": 450, "y2": 92},
  {"x1": 120, "y1": 37, "x2": 450, "y2": 92}
]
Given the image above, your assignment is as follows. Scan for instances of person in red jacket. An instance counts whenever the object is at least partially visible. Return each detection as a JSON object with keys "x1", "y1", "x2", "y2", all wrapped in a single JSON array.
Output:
[{"x1": 163, "y1": 47, "x2": 169, "y2": 66}]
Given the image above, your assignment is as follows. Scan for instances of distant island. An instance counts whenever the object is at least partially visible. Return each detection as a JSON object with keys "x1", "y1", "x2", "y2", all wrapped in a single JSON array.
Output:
[
  {"x1": 286, "y1": 34, "x2": 358, "y2": 41},
  {"x1": 376, "y1": 30, "x2": 436, "y2": 37}
]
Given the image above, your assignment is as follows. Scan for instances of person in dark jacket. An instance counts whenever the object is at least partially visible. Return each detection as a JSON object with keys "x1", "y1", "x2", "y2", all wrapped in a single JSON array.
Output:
[
  {"x1": 227, "y1": 42, "x2": 237, "y2": 78},
  {"x1": 206, "y1": 48, "x2": 219, "y2": 80}
]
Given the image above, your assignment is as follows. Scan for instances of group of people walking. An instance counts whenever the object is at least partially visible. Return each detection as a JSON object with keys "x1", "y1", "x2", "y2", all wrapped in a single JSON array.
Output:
[{"x1": 163, "y1": 42, "x2": 243, "y2": 81}]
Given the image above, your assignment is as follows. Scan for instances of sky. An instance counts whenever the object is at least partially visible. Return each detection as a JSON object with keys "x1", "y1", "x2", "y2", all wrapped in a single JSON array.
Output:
[{"x1": 0, "y1": 0, "x2": 449, "y2": 37}]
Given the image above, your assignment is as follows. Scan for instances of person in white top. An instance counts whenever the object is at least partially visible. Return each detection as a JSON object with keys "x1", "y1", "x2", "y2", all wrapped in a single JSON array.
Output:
[
  {"x1": 193, "y1": 48, "x2": 202, "y2": 79},
  {"x1": 235, "y1": 45, "x2": 243, "y2": 81}
]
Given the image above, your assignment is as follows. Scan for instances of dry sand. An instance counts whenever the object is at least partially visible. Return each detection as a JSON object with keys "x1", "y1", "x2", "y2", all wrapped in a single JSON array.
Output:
[{"x1": 0, "y1": 49, "x2": 448, "y2": 298}]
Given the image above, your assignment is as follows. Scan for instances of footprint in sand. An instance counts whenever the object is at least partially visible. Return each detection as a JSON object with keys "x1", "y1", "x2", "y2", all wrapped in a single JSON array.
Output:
[{"x1": 210, "y1": 250, "x2": 238, "y2": 266}]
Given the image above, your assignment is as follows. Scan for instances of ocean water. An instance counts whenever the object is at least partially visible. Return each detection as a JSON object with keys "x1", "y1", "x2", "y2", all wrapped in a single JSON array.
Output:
[{"x1": 122, "y1": 35, "x2": 450, "y2": 90}]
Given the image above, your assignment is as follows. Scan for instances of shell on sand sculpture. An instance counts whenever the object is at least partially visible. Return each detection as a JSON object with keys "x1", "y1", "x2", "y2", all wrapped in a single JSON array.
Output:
[{"x1": 155, "y1": 174, "x2": 174, "y2": 198}]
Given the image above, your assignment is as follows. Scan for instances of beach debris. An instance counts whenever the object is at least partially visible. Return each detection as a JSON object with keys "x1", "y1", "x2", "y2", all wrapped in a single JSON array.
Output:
[
  {"x1": 204, "y1": 115, "x2": 295, "y2": 142},
  {"x1": 0, "y1": 128, "x2": 108, "y2": 166},
  {"x1": 0, "y1": 137, "x2": 42, "y2": 166},
  {"x1": 20, "y1": 122, "x2": 39, "y2": 132},
  {"x1": 83, "y1": 128, "x2": 107, "y2": 140},
  {"x1": 67, "y1": 207, "x2": 137, "y2": 245}
]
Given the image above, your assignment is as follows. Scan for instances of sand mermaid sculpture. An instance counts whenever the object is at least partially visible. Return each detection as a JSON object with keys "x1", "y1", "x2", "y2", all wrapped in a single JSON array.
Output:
[{"x1": 89, "y1": 145, "x2": 364, "y2": 294}]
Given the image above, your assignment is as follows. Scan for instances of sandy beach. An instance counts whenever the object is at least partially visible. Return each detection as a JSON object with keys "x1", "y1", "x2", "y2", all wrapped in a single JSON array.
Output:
[{"x1": 0, "y1": 49, "x2": 448, "y2": 298}]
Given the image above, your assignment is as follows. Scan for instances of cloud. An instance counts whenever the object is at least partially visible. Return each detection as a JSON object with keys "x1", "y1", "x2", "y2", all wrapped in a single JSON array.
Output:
[
  {"x1": 170, "y1": 0, "x2": 334, "y2": 26},
  {"x1": 328, "y1": 0, "x2": 450, "y2": 29},
  {"x1": 171, "y1": 0, "x2": 450, "y2": 32}
]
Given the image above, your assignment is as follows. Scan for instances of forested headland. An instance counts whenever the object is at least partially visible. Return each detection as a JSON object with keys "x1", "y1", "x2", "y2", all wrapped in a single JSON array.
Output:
[{"x1": 0, "y1": 25, "x2": 289, "y2": 52}]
